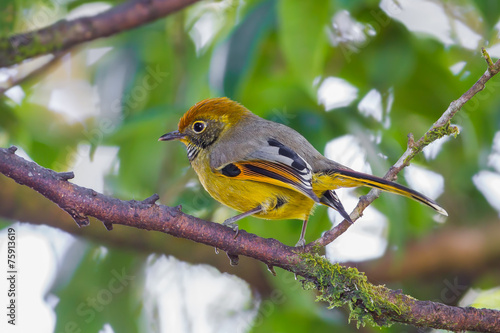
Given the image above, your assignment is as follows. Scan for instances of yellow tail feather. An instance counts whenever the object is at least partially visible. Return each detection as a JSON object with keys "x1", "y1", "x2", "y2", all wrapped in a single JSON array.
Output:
[{"x1": 315, "y1": 169, "x2": 448, "y2": 216}]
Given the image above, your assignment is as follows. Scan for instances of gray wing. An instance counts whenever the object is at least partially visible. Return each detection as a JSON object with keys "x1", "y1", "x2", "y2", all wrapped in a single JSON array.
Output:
[{"x1": 210, "y1": 120, "x2": 319, "y2": 201}]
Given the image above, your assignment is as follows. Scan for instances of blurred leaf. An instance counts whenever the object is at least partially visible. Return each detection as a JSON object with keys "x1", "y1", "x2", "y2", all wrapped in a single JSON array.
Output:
[
  {"x1": 223, "y1": 0, "x2": 276, "y2": 98},
  {"x1": 7, "y1": 101, "x2": 84, "y2": 168},
  {"x1": 0, "y1": 100, "x2": 18, "y2": 131},
  {"x1": 468, "y1": 287, "x2": 500, "y2": 310},
  {"x1": 0, "y1": 0, "x2": 16, "y2": 37},
  {"x1": 475, "y1": 0, "x2": 500, "y2": 33},
  {"x1": 54, "y1": 245, "x2": 143, "y2": 333},
  {"x1": 277, "y1": 0, "x2": 331, "y2": 97}
]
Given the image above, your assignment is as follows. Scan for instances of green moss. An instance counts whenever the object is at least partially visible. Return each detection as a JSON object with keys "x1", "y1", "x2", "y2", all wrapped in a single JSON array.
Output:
[
  {"x1": 29, "y1": 29, "x2": 62, "y2": 55},
  {"x1": 298, "y1": 253, "x2": 411, "y2": 328},
  {"x1": 403, "y1": 121, "x2": 459, "y2": 165},
  {"x1": 0, "y1": 23, "x2": 65, "y2": 67},
  {"x1": 422, "y1": 121, "x2": 459, "y2": 145},
  {"x1": 482, "y1": 47, "x2": 495, "y2": 70}
]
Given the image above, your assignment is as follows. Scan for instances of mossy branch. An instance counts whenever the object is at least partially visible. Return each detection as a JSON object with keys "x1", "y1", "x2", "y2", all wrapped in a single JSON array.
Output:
[
  {"x1": 1, "y1": 146, "x2": 500, "y2": 332},
  {"x1": 0, "y1": 0, "x2": 201, "y2": 68},
  {"x1": 308, "y1": 49, "x2": 500, "y2": 250},
  {"x1": 299, "y1": 253, "x2": 500, "y2": 331},
  {"x1": 301, "y1": 253, "x2": 404, "y2": 328}
]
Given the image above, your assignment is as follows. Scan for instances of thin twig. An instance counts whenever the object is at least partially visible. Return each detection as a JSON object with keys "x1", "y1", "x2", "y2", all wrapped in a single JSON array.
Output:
[{"x1": 307, "y1": 50, "x2": 500, "y2": 250}]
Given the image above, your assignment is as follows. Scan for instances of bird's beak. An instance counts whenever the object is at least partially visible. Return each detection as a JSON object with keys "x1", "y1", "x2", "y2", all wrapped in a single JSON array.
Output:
[{"x1": 158, "y1": 130, "x2": 186, "y2": 141}]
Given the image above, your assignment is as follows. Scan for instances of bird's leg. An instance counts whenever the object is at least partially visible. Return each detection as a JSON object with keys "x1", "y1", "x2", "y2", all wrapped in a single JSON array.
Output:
[
  {"x1": 295, "y1": 218, "x2": 309, "y2": 248},
  {"x1": 223, "y1": 206, "x2": 262, "y2": 238}
]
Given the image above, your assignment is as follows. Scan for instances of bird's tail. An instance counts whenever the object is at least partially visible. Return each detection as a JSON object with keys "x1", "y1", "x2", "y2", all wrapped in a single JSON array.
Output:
[{"x1": 316, "y1": 168, "x2": 448, "y2": 216}]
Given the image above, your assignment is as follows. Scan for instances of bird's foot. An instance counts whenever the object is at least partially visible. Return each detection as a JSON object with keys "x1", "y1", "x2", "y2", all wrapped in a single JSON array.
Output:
[
  {"x1": 222, "y1": 218, "x2": 239, "y2": 239},
  {"x1": 294, "y1": 237, "x2": 306, "y2": 248}
]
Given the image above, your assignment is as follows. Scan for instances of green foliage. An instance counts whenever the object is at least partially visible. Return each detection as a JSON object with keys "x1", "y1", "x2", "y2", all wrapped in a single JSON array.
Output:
[
  {"x1": 54, "y1": 246, "x2": 144, "y2": 333},
  {"x1": 277, "y1": 0, "x2": 331, "y2": 97},
  {"x1": 0, "y1": 0, "x2": 17, "y2": 38},
  {"x1": 469, "y1": 288, "x2": 500, "y2": 310},
  {"x1": 475, "y1": 0, "x2": 500, "y2": 33}
]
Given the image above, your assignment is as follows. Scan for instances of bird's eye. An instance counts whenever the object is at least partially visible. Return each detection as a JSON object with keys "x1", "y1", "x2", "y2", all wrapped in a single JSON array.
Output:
[{"x1": 192, "y1": 121, "x2": 206, "y2": 133}]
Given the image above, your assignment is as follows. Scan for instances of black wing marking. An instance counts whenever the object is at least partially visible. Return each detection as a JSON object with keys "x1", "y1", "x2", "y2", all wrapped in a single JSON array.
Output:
[
  {"x1": 319, "y1": 190, "x2": 353, "y2": 223},
  {"x1": 221, "y1": 163, "x2": 241, "y2": 177},
  {"x1": 267, "y1": 138, "x2": 308, "y2": 171}
]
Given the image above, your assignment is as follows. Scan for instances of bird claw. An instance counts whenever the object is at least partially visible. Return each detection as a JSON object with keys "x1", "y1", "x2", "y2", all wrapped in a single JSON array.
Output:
[
  {"x1": 295, "y1": 238, "x2": 306, "y2": 248},
  {"x1": 227, "y1": 253, "x2": 239, "y2": 266},
  {"x1": 222, "y1": 219, "x2": 239, "y2": 239},
  {"x1": 267, "y1": 264, "x2": 277, "y2": 276}
]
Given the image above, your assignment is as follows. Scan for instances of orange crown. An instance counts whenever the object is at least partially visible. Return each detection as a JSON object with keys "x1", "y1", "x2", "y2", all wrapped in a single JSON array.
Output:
[{"x1": 178, "y1": 97, "x2": 253, "y2": 132}]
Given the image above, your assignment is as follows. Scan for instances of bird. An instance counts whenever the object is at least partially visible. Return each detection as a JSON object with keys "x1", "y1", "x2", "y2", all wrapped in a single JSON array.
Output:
[{"x1": 159, "y1": 97, "x2": 447, "y2": 247}]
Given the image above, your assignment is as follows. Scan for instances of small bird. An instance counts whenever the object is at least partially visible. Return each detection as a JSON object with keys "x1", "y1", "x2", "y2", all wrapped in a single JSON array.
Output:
[{"x1": 159, "y1": 97, "x2": 447, "y2": 246}]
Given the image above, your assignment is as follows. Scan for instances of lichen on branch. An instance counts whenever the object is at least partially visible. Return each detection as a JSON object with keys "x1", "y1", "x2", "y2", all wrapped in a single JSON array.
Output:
[{"x1": 300, "y1": 253, "x2": 404, "y2": 328}]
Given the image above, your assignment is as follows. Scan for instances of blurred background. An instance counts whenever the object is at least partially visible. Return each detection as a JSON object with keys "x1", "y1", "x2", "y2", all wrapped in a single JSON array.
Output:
[{"x1": 1, "y1": 0, "x2": 500, "y2": 332}]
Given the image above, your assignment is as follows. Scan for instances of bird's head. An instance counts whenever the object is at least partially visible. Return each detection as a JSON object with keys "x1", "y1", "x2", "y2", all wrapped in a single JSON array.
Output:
[{"x1": 159, "y1": 97, "x2": 252, "y2": 160}]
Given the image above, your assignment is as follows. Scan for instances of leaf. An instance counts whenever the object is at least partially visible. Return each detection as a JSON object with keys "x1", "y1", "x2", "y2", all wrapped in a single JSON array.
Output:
[
  {"x1": 469, "y1": 287, "x2": 500, "y2": 311},
  {"x1": 277, "y1": 0, "x2": 331, "y2": 96},
  {"x1": 475, "y1": 0, "x2": 500, "y2": 33},
  {"x1": 222, "y1": 0, "x2": 276, "y2": 98},
  {"x1": 0, "y1": 0, "x2": 16, "y2": 37},
  {"x1": 53, "y1": 246, "x2": 142, "y2": 333}
]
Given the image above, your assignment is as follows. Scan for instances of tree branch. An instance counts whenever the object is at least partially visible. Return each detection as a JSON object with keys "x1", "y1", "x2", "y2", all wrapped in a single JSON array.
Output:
[
  {"x1": 0, "y1": 146, "x2": 499, "y2": 332},
  {"x1": 307, "y1": 49, "x2": 500, "y2": 250},
  {"x1": 0, "y1": 0, "x2": 201, "y2": 68},
  {"x1": 0, "y1": 52, "x2": 65, "y2": 95},
  {"x1": 3, "y1": 171, "x2": 499, "y2": 286},
  {"x1": 0, "y1": 173, "x2": 274, "y2": 294}
]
